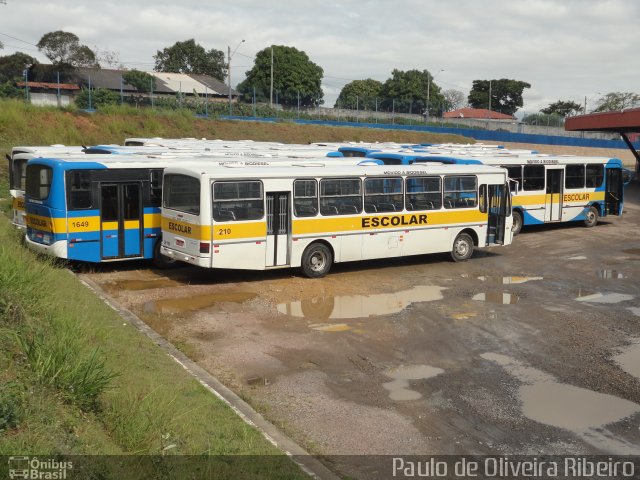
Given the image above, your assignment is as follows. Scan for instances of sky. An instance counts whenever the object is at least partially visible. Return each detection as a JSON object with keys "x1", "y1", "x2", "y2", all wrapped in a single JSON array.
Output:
[{"x1": 1, "y1": 0, "x2": 638, "y2": 113}]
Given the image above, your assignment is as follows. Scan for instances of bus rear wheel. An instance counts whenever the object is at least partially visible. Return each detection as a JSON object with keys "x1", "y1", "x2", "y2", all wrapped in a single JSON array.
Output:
[
  {"x1": 584, "y1": 206, "x2": 598, "y2": 228},
  {"x1": 301, "y1": 243, "x2": 333, "y2": 278},
  {"x1": 512, "y1": 210, "x2": 523, "y2": 235},
  {"x1": 451, "y1": 233, "x2": 474, "y2": 262}
]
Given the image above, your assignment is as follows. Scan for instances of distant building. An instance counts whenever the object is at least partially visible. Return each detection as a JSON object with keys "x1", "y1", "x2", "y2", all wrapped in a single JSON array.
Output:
[
  {"x1": 444, "y1": 108, "x2": 515, "y2": 121},
  {"x1": 17, "y1": 66, "x2": 239, "y2": 106}
]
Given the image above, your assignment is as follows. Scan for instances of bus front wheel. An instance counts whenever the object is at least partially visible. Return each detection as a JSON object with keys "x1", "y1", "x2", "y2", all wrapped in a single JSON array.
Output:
[
  {"x1": 451, "y1": 233, "x2": 474, "y2": 262},
  {"x1": 301, "y1": 243, "x2": 333, "y2": 278},
  {"x1": 512, "y1": 210, "x2": 523, "y2": 235},
  {"x1": 584, "y1": 206, "x2": 599, "y2": 228}
]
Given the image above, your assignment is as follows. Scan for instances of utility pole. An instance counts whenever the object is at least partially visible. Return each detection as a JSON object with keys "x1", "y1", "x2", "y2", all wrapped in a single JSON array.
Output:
[{"x1": 228, "y1": 40, "x2": 245, "y2": 115}]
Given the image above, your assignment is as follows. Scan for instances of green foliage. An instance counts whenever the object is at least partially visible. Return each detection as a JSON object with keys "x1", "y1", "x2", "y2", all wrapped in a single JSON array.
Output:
[
  {"x1": 153, "y1": 39, "x2": 225, "y2": 80},
  {"x1": 593, "y1": 92, "x2": 640, "y2": 113},
  {"x1": 334, "y1": 79, "x2": 383, "y2": 109},
  {"x1": 0, "y1": 382, "x2": 25, "y2": 432},
  {"x1": 0, "y1": 52, "x2": 38, "y2": 82},
  {"x1": 379, "y1": 69, "x2": 445, "y2": 115},
  {"x1": 541, "y1": 100, "x2": 582, "y2": 117},
  {"x1": 36, "y1": 30, "x2": 98, "y2": 68},
  {"x1": 122, "y1": 69, "x2": 155, "y2": 93},
  {"x1": 0, "y1": 81, "x2": 21, "y2": 99},
  {"x1": 468, "y1": 79, "x2": 531, "y2": 116},
  {"x1": 442, "y1": 89, "x2": 465, "y2": 112},
  {"x1": 523, "y1": 112, "x2": 564, "y2": 127},
  {"x1": 75, "y1": 87, "x2": 120, "y2": 109},
  {"x1": 237, "y1": 45, "x2": 324, "y2": 108}
]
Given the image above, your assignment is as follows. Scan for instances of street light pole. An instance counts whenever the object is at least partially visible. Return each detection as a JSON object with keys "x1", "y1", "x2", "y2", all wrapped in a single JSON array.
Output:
[{"x1": 228, "y1": 40, "x2": 245, "y2": 115}]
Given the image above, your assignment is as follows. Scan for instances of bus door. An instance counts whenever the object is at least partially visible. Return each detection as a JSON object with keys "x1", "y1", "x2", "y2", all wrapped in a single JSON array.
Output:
[
  {"x1": 266, "y1": 192, "x2": 290, "y2": 267},
  {"x1": 605, "y1": 168, "x2": 623, "y2": 215},
  {"x1": 545, "y1": 169, "x2": 563, "y2": 222},
  {"x1": 100, "y1": 183, "x2": 143, "y2": 259},
  {"x1": 486, "y1": 184, "x2": 507, "y2": 244}
]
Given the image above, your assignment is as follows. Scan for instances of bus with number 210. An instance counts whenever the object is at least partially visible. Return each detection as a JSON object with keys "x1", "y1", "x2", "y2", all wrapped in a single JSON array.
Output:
[{"x1": 160, "y1": 163, "x2": 514, "y2": 277}]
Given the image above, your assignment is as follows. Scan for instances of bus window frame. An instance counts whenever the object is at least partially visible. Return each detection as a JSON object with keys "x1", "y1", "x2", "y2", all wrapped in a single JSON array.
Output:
[{"x1": 212, "y1": 180, "x2": 264, "y2": 222}]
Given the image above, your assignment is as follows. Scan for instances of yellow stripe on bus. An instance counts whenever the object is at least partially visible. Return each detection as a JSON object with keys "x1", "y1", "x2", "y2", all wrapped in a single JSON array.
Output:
[
  {"x1": 144, "y1": 213, "x2": 161, "y2": 229},
  {"x1": 12, "y1": 197, "x2": 25, "y2": 211},
  {"x1": 213, "y1": 222, "x2": 266, "y2": 240},
  {"x1": 513, "y1": 191, "x2": 605, "y2": 207},
  {"x1": 68, "y1": 216, "x2": 100, "y2": 233},
  {"x1": 162, "y1": 217, "x2": 212, "y2": 241}
]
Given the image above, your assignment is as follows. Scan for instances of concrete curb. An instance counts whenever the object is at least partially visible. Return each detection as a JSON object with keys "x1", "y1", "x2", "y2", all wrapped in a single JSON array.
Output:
[{"x1": 77, "y1": 274, "x2": 340, "y2": 480}]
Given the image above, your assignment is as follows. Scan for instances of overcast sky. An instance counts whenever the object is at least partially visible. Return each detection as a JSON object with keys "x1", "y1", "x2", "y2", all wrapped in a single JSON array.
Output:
[{"x1": 1, "y1": 0, "x2": 638, "y2": 113}]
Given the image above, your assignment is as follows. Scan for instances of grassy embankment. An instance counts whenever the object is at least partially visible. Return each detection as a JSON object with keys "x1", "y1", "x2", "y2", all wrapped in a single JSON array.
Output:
[{"x1": 0, "y1": 99, "x2": 471, "y2": 474}]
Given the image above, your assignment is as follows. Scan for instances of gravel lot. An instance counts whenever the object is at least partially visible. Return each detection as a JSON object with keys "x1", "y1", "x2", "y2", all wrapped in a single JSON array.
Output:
[{"x1": 81, "y1": 146, "x2": 640, "y2": 479}]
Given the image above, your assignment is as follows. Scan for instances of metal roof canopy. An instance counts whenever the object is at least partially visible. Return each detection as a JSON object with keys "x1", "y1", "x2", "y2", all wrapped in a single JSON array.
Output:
[{"x1": 565, "y1": 108, "x2": 640, "y2": 172}]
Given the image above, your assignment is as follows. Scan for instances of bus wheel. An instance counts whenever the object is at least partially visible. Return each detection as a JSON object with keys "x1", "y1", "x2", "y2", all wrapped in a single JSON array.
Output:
[
  {"x1": 301, "y1": 243, "x2": 332, "y2": 278},
  {"x1": 152, "y1": 239, "x2": 178, "y2": 269},
  {"x1": 512, "y1": 211, "x2": 523, "y2": 235},
  {"x1": 584, "y1": 206, "x2": 598, "y2": 228},
  {"x1": 451, "y1": 233, "x2": 474, "y2": 262}
]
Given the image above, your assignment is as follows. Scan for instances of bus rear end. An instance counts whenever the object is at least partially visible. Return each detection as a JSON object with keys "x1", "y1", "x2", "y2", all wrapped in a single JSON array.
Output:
[{"x1": 160, "y1": 172, "x2": 211, "y2": 267}]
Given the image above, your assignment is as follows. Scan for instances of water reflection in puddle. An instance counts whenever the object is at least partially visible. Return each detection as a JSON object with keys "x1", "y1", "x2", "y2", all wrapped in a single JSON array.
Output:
[
  {"x1": 567, "y1": 255, "x2": 587, "y2": 261},
  {"x1": 597, "y1": 269, "x2": 626, "y2": 279},
  {"x1": 276, "y1": 285, "x2": 446, "y2": 320},
  {"x1": 472, "y1": 292, "x2": 519, "y2": 305},
  {"x1": 383, "y1": 365, "x2": 444, "y2": 402},
  {"x1": 628, "y1": 307, "x2": 640, "y2": 317},
  {"x1": 144, "y1": 292, "x2": 257, "y2": 314},
  {"x1": 309, "y1": 323, "x2": 351, "y2": 332},
  {"x1": 614, "y1": 341, "x2": 640, "y2": 380},
  {"x1": 477, "y1": 276, "x2": 543, "y2": 285},
  {"x1": 482, "y1": 353, "x2": 640, "y2": 432},
  {"x1": 574, "y1": 292, "x2": 634, "y2": 304},
  {"x1": 622, "y1": 249, "x2": 640, "y2": 256}
]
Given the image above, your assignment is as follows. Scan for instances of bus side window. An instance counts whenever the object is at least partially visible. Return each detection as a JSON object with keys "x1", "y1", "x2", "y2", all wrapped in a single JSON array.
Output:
[
  {"x1": 213, "y1": 181, "x2": 263, "y2": 222},
  {"x1": 586, "y1": 164, "x2": 604, "y2": 188},
  {"x1": 293, "y1": 179, "x2": 318, "y2": 217},
  {"x1": 479, "y1": 184, "x2": 487, "y2": 213},
  {"x1": 504, "y1": 166, "x2": 522, "y2": 192},
  {"x1": 149, "y1": 169, "x2": 163, "y2": 207},
  {"x1": 364, "y1": 177, "x2": 403, "y2": 213},
  {"x1": 68, "y1": 171, "x2": 93, "y2": 209},
  {"x1": 405, "y1": 176, "x2": 441, "y2": 211},
  {"x1": 523, "y1": 165, "x2": 545, "y2": 191},
  {"x1": 565, "y1": 164, "x2": 585, "y2": 189},
  {"x1": 319, "y1": 178, "x2": 362, "y2": 216},
  {"x1": 444, "y1": 175, "x2": 477, "y2": 209}
]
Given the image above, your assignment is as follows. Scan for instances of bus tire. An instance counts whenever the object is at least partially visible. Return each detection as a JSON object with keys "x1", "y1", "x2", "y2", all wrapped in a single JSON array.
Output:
[
  {"x1": 152, "y1": 239, "x2": 178, "y2": 269},
  {"x1": 512, "y1": 210, "x2": 523, "y2": 235},
  {"x1": 451, "y1": 233, "x2": 474, "y2": 262},
  {"x1": 584, "y1": 206, "x2": 598, "y2": 228},
  {"x1": 301, "y1": 243, "x2": 333, "y2": 278}
]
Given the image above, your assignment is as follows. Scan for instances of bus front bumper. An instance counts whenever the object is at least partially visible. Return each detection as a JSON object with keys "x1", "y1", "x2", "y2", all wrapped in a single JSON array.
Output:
[{"x1": 25, "y1": 236, "x2": 68, "y2": 259}]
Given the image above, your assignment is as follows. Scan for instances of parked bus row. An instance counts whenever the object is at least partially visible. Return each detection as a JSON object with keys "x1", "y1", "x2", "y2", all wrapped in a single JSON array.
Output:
[{"x1": 8, "y1": 138, "x2": 626, "y2": 277}]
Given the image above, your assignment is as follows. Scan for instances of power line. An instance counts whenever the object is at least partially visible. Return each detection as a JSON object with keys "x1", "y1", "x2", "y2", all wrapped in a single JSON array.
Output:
[{"x1": 0, "y1": 31, "x2": 37, "y2": 47}]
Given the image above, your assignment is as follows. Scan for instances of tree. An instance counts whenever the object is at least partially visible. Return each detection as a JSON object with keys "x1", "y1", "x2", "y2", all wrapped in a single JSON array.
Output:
[
  {"x1": 379, "y1": 69, "x2": 445, "y2": 115},
  {"x1": 153, "y1": 39, "x2": 225, "y2": 79},
  {"x1": 36, "y1": 31, "x2": 98, "y2": 67},
  {"x1": 122, "y1": 69, "x2": 155, "y2": 92},
  {"x1": 334, "y1": 79, "x2": 383, "y2": 109},
  {"x1": 94, "y1": 47, "x2": 123, "y2": 69},
  {"x1": 593, "y1": 92, "x2": 640, "y2": 113},
  {"x1": 236, "y1": 45, "x2": 324, "y2": 108},
  {"x1": 442, "y1": 89, "x2": 465, "y2": 112},
  {"x1": 541, "y1": 100, "x2": 583, "y2": 117},
  {"x1": 75, "y1": 87, "x2": 119, "y2": 109},
  {"x1": 468, "y1": 79, "x2": 531, "y2": 116},
  {"x1": 0, "y1": 52, "x2": 38, "y2": 82}
]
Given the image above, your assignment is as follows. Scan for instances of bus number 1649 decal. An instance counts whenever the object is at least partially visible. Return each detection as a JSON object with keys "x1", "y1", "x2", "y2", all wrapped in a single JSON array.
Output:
[{"x1": 72, "y1": 220, "x2": 89, "y2": 229}]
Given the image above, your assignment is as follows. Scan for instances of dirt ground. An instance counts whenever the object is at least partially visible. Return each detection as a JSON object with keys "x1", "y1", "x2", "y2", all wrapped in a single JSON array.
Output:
[{"x1": 81, "y1": 147, "x2": 640, "y2": 479}]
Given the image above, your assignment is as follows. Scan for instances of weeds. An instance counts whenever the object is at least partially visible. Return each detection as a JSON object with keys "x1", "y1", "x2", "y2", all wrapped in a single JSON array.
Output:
[{"x1": 0, "y1": 382, "x2": 25, "y2": 432}]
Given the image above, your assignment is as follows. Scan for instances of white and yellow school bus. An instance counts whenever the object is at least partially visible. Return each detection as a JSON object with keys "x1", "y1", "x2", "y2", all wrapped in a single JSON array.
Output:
[{"x1": 160, "y1": 163, "x2": 514, "y2": 277}]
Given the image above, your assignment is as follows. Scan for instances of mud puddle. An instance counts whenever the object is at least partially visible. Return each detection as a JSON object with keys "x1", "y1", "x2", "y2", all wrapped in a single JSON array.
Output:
[
  {"x1": 574, "y1": 292, "x2": 634, "y2": 304},
  {"x1": 614, "y1": 341, "x2": 640, "y2": 380},
  {"x1": 482, "y1": 352, "x2": 640, "y2": 453},
  {"x1": 143, "y1": 291, "x2": 257, "y2": 315},
  {"x1": 597, "y1": 269, "x2": 626, "y2": 279},
  {"x1": 383, "y1": 365, "x2": 444, "y2": 401},
  {"x1": 108, "y1": 277, "x2": 181, "y2": 290},
  {"x1": 276, "y1": 285, "x2": 446, "y2": 320},
  {"x1": 477, "y1": 276, "x2": 543, "y2": 284}
]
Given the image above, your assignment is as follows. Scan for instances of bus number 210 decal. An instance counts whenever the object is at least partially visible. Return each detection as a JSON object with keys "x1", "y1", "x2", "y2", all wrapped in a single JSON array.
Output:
[{"x1": 218, "y1": 228, "x2": 232, "y2": 236}]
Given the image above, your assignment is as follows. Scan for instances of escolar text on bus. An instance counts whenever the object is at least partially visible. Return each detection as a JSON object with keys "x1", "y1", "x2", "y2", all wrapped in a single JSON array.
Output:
[
  {"x1": 168, "y1": 221, "x2": 192, "y2": 234},
  {"x1": 361, "y1": 214, "x2": 428, "y2": 228}
]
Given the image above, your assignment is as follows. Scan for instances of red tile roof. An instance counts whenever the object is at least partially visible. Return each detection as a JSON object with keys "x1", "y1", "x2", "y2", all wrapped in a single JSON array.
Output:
[
  {"x1": 16, "y1": 81, "x2": 80, "y2": 90},
  {"x1": 444, "y1": 108, "x2": 515, "y2": 120}
]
